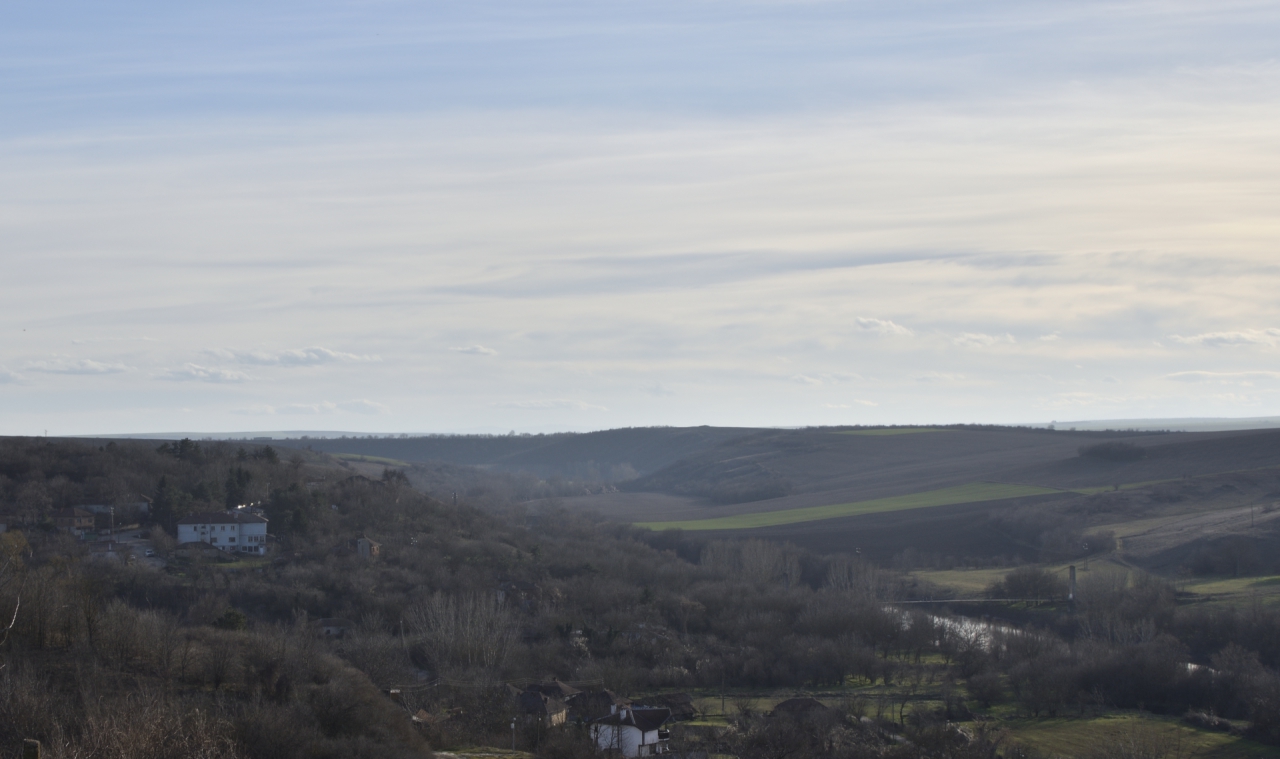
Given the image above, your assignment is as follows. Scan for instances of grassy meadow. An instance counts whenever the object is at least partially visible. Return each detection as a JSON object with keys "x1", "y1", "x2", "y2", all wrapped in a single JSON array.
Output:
[{"x1": 332, "y1": 452, "x2": 412, "y2": 467}]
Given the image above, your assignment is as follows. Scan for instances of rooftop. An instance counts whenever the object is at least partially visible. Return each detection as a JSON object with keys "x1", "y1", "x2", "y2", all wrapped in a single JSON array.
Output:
[{"x1": 178, "y1": 511, "x2": 268, "y2": 525}]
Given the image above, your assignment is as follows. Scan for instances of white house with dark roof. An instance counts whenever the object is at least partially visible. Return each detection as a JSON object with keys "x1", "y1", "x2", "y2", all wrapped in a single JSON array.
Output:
[
  {"x1": 177, "y1": 511, "x2": 268, "y2": 555},
  {"x1": 590, "y1": 706, "x2": 671, "y2": 757}
]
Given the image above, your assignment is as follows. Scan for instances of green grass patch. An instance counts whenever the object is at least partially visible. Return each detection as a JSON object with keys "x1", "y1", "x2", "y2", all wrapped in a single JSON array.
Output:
[
  {"x1": 833, "y1": 427, "x2": 950, "y2": 436},
  {"x1": 1003, "y1": 712, "x2": 1280, "y2": 759},
  {"x1": 332, "y1": 452, "x2": 411, "y2": 467},
  {"x1": 913, "y1": 567, "x2": 1015, "y2": 595},
  {"x1": 1180, "y1": 576, "x2": 1280, "y2": 607},
  {"x1": 634, "y1": 482, "x2": 1065, "y2": 531}
]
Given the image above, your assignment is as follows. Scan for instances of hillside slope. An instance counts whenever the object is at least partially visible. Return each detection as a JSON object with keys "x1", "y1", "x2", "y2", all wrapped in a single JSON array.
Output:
[{"x1": 276, "y1": 426, "x2": 761, "y2": 479}]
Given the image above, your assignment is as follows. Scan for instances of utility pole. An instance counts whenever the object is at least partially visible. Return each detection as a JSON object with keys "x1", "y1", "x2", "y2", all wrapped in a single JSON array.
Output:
[{"x1": 511, "y1": 719, "x2": 516, "y2": 751}]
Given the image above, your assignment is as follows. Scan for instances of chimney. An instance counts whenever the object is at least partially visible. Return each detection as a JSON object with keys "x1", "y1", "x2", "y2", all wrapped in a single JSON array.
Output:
[{"x1": 1068, "y1": 565, "x2": 1077, "y2": 602}]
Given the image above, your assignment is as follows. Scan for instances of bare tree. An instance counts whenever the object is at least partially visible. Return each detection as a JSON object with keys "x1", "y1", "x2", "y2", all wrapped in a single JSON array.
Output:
[{"x1": 405, "y1": 592, "x2": 516, "y2": 681}]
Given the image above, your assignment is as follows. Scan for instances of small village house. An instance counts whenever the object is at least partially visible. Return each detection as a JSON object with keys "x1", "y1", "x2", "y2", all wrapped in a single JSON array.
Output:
[
  {"x1": 590, "y1": 706, "x2": 671, "y2": 757},
  {"x1": 569, "y1": 689, "x2": 631, "y2": 723},
  {"x1": 356, "y1": 536, "x2": 381, "y2": 558},
  {"x1": 52, "y1": 508, "x2": 94, "y2": 536},
  {"x1": 639, "y1": 693, "x2": 697, "y2": 722},
  {"x1": 517, "y1": 690, "x2": 568, "y2": 726}
]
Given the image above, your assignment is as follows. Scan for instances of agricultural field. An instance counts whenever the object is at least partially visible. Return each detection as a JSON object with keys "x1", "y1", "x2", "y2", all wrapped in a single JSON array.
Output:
[
  {"x1": 331, "y1": 452, "x2": 413, "y2": 467},
  {"x1": 635, "y1": 482, "x2": 1064, "y2": 531}
]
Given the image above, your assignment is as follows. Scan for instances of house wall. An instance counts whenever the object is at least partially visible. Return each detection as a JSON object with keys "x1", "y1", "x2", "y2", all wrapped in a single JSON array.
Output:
[
  {"x1": 591, "y1": 725, "x2": 647, "y2": 757},
  {"x1": 177, "y1": 520, "x2": 268, "y2": 554},
  {"x1": 588, "y1": 727, "x2": 670, "y2": 752}
]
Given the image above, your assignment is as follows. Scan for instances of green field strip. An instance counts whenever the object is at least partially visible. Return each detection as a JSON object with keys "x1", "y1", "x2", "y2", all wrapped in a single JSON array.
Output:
[
  {"x1": 332, "y1": 452, "x2": 412, "y2": 467},
  {"x1": 833, "y1": 427, "x2": 950, "y2": 436},
  {"x1": 634, "y1": 481, "x2": 1065, "y2": 531},
  {"x1": 1071, "y1": 478, "x2": 1180, "y2": 495}
]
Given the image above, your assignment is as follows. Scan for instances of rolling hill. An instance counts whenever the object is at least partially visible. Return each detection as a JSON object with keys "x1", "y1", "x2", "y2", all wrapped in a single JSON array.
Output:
[
  {"x1": 274, "y1": 426, "x2": 762, "y2": 479},
  {"x1": 538, "y1": 425, "x2": 1280, "y2": 567}
]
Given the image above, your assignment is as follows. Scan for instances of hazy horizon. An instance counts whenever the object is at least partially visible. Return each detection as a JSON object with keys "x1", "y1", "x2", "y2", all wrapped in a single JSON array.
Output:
[{"x1": 5, "y1": 1, "x2": 1280, "y2": 435}]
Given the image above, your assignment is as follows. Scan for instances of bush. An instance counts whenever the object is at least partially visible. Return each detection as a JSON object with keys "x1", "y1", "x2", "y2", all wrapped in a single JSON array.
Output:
[{"x1": 986, "y1": 566, "x2": 1067, "y2": 600}]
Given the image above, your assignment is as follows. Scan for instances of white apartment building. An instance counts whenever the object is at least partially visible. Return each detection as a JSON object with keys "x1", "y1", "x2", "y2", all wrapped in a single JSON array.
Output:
[{"x1": 177, "y1": 511, "x2": 269, "y2": 555}]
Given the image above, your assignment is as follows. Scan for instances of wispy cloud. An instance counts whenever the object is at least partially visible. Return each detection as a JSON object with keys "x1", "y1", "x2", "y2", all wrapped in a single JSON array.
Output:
[
  {"x1": 953, "y1": 333, "x2": 1015, "y2": 348},
  {"x1": 230, "y1": 398, "x2": 389, "y2": 415},
  {"x1": 0, "y1": 368, "x2": 19, "y2": 384},
  {"x1": 70, "y1": 337, "x2": 158, "y2": 345},
  {"x1": 8, "y1": 2, "x2": 1280, "y2": 432},
  {"x1": 230, "y1": 405, "x2": 278, "y2": 416},
  {"x1": 856, "y1": 317, "x2": 912, "y2": 336},
  {"x1": 160, "y1": 363, "x2": 250, "y2": 383},
  {"x1": 645, "y1": 382, "x2": 676, "y2": 397},
  {"x1": 24, "y1": 357, "x2": 131, "y2": 374},
  {"x1": 1040, "y1": 392, "x2": 1136, "y2": 407},
  {"x1": 210, "y1": 347, "x2": 379, "y2": 366},
  {"x1": 449, "y1": 345, "x2": 497, "y2": 355},
  {"x1": 1165, "y1": 370, "x2": 1280, "y2": 382},
  {"x1": 790, "y1": 372, "x2": 861, "y2": 386},
  {"x1": 277, "y1": 403, "x2": 335, "y2": 415},
  {"x1": 1170, "y1": 329, "x2": 1280, "y2": 347},
  {"x1": 339, "y1": 399, "x2": 390, "y2": 415},
  {"x1": 494, "y1": 399, "x2": 608, "y2": 411}
]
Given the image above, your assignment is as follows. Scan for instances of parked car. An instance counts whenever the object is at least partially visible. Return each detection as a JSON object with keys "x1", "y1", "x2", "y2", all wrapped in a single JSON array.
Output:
[{"x1": 145, "y1": 548, "x2": 156, "y2": 557}]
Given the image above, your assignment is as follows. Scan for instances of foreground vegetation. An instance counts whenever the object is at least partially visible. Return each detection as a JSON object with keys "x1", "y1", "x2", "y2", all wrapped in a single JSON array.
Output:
[{"x1": 3, "y1": 436, "x2": 1280, "y2": 757}]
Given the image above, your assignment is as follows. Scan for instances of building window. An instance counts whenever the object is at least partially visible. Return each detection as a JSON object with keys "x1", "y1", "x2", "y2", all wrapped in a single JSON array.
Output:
[{"x1": 210, "y1": 537, "x2": 217, "y2": 543}]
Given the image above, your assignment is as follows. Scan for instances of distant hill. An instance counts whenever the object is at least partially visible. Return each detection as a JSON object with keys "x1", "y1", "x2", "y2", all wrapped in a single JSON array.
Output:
[
  {"x1": 1026, "y1": 415, "x2": 1280, "y2": 432},
  {"x1": 504, "y1": 425, "x2": 1280, "y2": 569},
  {"x1": 556, "y1": 425, "x2": 1280, "y2": 543},
  {"x1": 619, "y1": 425, "x2": 1157, "y2": 507},
  {"x1": 273, "y1": 426, "x2": 762, "y2": 480}
]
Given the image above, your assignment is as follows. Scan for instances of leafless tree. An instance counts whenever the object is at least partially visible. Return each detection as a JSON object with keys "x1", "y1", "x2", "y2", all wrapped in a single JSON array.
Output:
[{"x1": 405, "y1": 592, "x2": 516, "y2": 681}]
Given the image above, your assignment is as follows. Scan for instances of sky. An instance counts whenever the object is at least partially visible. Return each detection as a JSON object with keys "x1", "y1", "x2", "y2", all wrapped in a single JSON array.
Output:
[{"x1": 3, "y1": 1, "x2": 1280, "y2": 435}]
